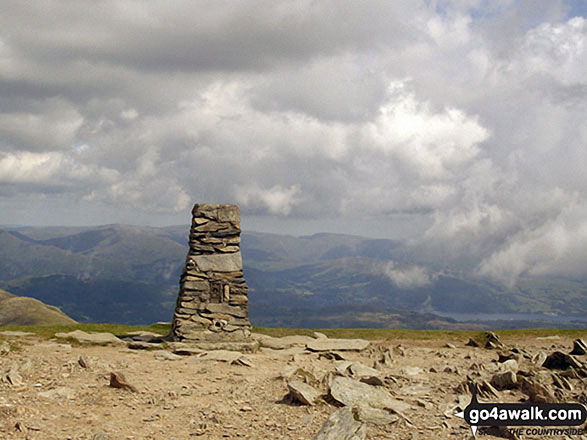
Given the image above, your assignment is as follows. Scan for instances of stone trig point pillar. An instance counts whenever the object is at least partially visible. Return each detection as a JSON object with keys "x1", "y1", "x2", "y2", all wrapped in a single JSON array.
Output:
[{"x1": 172, "y1": 203, "x2": 253, "y2": 347}]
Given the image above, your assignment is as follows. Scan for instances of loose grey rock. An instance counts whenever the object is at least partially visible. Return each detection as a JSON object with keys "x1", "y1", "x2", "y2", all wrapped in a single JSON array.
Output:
[
  {"x1": 55, "y1": 330, "x2": 124, "y2": 345},
  {"x1": 542, "y1": 351, "x2": 583, "y2": 370},
  {"x1": 109, "y1": 372, "x2": 137, "y2": 392},
  {"x1": 313, "y1": 407, "x2": 366, "y2": 440},
  {"x1": 253, "y1": 334, "x2": 315, "y2": 350},
  {"x1": 306, "y1": 339, "x2": 370, "y2": 352},
  {"x1": 355, "y1": 405, "x2": 399, "y2": 425},
  {"x1": 521, "y1": 379, "x2": 556, "y2": 403},
  {"x1": 287, "y1": 380, "x2": 322, "y2": 405},
  {"x1": 78, "y1": 355, "x2": 89, "y2": 369},
  {"x1": 466, "y1": 338, "x2": 480, "y2": 347},
  {"x1": 499, "y1": 359, "x2": 519, "y2": 373},
  {"x1": 377, "y1": 348, "x2": 393, "y2": 367},
  {"x1": 6, "y1": 369, "x2": 23, "y2": 386},
  {"x1": 570, "y1": 339, "x2": 587, "y2": 356},
  {"x1": 153, "y1": 350, "x2": 183, "y2": 361},
  {"x1": 313, "y1": 332, "x2": 328, "y2": 339},
  {"x1": 329, "y1": 377, "x2": 410, "y2": 414},
  {"x1": 334, "y1": 360, "x2": 353, "y2": 375},
  {"x1": 491, "y1": 371, "x2": 518, "y2": 390},
  {"x1": 484, "y1": 332, "x2": 504, "y2": 349},
  {"x1": 349, "y1": 362, "x2": 381, "y2": 380},
  {"x1": 128, "y1": 341, "x2": 160, "y2": 350}
]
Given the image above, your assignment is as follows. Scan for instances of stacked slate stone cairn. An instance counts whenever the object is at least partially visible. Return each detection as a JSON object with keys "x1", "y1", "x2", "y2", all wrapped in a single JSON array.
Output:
[{"x1": 172, "y1": 204, "x2": 251, "y2": 343}]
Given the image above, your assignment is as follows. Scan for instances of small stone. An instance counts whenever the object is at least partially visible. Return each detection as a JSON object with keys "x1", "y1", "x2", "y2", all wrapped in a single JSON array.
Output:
[
  {"x1": 313, "y1": 407, "x2": 366, "y2": 440},
  {"x1": 466, "y1": 338, "x2": 480, "y2": 347},
  {"x1": 444, "y1": 343, "x2": 456, "y2": 349},
  {"x1": 287, "y1": 380, "x2": 322, "y2": 405},
  {"x1": 499, "y1": 359, "x2": 519, "y2": 373},
  {"x1": 78, "y1": 355, "x2": 89, "y2": 369},
  {"x1": 542, "y1": 352, "x2": 583, "y2": 370},
  {"x1": 355, "y1": 406, "x2": 399, "y2": 425},
  {"x1": 570, "y1": 339, "x2": 587, "y2": 356},
  {"x1": 484, "y1": 332, "x2": 504, "y2": 349},
  {"x1": 491, "y1": 371, "x2": 518, "y2": 390},
  {"x1": 328, "y1": 377, "x2": 410, "y2": 414},
  {"x1": 521, "y1": 379, "x2": 556, "y2": 403},
  {"x1": 6, "y1": 369, "x2": 23, "y2": 386},
  {"x1": 109, "y1": 372, "x2": 137, "y2": 393},
  {"x1": 349, "y1": 362, "x2": 381, "y2": 379},
  {"x1": 313, "y1": 332, "x2": 328, "y2": 339},
  {"x1": 153, "y1": 350, "x2": 183, "y2": 361},
  {"x1": 378, "y1": 348, "x2": 393, "y2": 367}
]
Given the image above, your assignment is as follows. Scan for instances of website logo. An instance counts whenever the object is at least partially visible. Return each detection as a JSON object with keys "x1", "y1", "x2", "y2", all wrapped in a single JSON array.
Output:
[{"x1": 454, "y1": 390, "x2": 586, "y2": 437}]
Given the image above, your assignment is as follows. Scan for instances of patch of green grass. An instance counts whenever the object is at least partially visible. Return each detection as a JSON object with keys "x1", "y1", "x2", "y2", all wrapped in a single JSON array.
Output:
[
  {"x1": 0, "y1": 323, "x2": 171, "y2": 340},
  {"x1": 252, "y1": 327, "x2": 587, "y2": 342},
  {"x1": 1, "y1": 323, "x2": 585, "y2": 343}
]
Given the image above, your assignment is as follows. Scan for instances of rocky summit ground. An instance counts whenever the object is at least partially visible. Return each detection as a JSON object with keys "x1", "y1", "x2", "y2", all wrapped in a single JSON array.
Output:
[{"x1": 1, "y1": 330, "x2": 586, "y2": 440}]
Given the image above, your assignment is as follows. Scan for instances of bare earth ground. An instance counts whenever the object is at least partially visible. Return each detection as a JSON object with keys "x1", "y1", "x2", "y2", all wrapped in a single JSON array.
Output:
[{"x1": 1, "y1": 333, "x2": 586, "y2": 440}]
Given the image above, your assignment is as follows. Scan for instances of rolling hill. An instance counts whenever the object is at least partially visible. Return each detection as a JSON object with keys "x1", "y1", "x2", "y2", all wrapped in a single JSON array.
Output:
[{"x1": 0, "y1": 288, "x2": 76, "y2": 326}]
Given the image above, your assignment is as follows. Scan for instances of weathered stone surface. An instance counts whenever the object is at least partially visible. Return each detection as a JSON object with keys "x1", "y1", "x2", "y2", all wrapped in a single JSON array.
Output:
[
  {"x1": 484, "y1": 331, "x2": 504, "y2": 349},
  {"x1": 109, "y1": 372, "x2": 137, "y2": 392},
  {"x1": 191, "y1": 253, "x2": 242, "y2": 273},
  {"x1": 313, "y1": 407, "x2": 366, "y2": 440},
  {"x1": 173, "y1": 203, "x2": 251, "y2": 343},
  {"x1": 153, "y1": 350, "x2": 183, "y2": 361},
  {"x1": 499, "y1": 359, "x2": 519, "y2": 373},
  {"x1": 328, "y1": 377, "x2": 410, "y2": 413},
  {"x1": 127, "y1": 341, "x2": 160, "y2": 350},
  {"x1": 179, "y1": 340, "x2": 259, "y2": 353},
  {"x1": 306, "y1": 339, "x2": 370, "y2": 352},
  {"x1": 355, "y1": 406, "x2": 399, "y2": 425},
  {"x1": 491, "y1": 371, "x2": 518, "y2": 390},
  {"x1": 253, "y1": 334, "x2": 315, "y2": 350},
  {"x1": 570, "y1": 339, "x2": 587, "y2": 356},
  {"x1": 349, "y1": 362, "x2": 381, "y2": 379},
  {"x1": 183, "y1": 280, "x2": 210, "y2": 291},
  {"x1": 466, "y1": 338, "x2": 480, "y2": 347},
  {"x1": 287, "y1": 380, "x2": 322, "y2": 405},
  {"x1": 205, "y1": 303, "x2": 247, "y2": 318},
  {"x1": 542, "y1": 351, "x2": 583, "y2": 370},
  {"x1": 6, "y1": 369, "x2": 23, "y2": 386},
  {"x1": 55, "y1": 330, "x2": 125, "y2": 346}
]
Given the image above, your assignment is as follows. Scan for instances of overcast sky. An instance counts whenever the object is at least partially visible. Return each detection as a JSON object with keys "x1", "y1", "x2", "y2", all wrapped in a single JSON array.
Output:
[{"x1": 1, "y1": 0, "x2": 586, "y2": 284}]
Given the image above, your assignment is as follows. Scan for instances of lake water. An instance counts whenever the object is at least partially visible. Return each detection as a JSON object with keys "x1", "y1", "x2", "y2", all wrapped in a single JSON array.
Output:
[{"x1": 434, "y1": 311, "x2": 587, "y2": 324}]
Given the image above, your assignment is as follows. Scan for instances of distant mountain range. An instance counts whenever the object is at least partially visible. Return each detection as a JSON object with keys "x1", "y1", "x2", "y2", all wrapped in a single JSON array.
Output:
[{"x1": 0, "y1": 225, "x2": 585, "y2": 328}]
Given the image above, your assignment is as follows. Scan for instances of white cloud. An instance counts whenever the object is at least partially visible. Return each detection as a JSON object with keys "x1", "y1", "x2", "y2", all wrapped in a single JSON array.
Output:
[
  {"x1": 379, "y1": 261, "x2": 435, "y2": 289},
  {"x1": 235, "y1": 184, "x2": 302, "y2": 216},
  {"x1": 0, "y1": 1, "x2": 585, "y2": 284}
]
